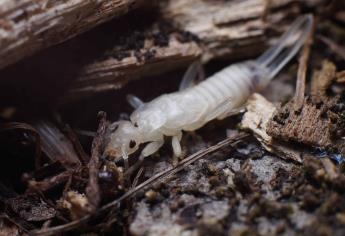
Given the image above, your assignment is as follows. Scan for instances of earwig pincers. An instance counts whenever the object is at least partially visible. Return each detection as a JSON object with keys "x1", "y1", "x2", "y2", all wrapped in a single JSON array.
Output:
[{"x1": 105, "y1": 15, "x2": 314, "y2": 162}]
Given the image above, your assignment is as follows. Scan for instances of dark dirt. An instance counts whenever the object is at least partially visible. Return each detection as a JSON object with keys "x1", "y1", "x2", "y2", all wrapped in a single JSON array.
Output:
[{"x1": 101, "y1": 17, "x2": 200, "y2": 63}]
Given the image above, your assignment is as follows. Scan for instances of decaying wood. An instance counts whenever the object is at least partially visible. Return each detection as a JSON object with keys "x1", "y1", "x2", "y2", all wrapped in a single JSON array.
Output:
[
  {"x1": 241, "y1": 93, "x2": 303, "y2": 163},
  {"x1": 269, "y1": 96, "x2": 340, "y2": 152},
  {"x1": 64, "y1": 31, "x2": 202, "y2": 101},
  {"x1": 267, "y1": 60, "x2": 345, "y2": 156},
  {"x1": 160, "y1": 0, "x2": 300, "y2": 61},
  {"x1": 65, "y1": 0, "x2": 303, "y2": 100},
  {"x1": 86, "y1": 112, "x2": 107, "y2": 210},
  {"x1": 0, "y1": 0, "x2": 144, "y2": 69}
]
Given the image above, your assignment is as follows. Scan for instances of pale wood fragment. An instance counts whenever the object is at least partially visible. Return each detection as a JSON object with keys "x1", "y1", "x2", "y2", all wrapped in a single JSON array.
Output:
[
  {"x1": 160, "y1": 0, "x2": 300, "y2": 61},
  {"x1": 0, "y1": 0, "x2": 144, "y2": 69},
  {"x1": 64, "y1": 35, "x2": 202, "y2": 101},
  {"x1": 241, "y1": 93, "x2": 303, "y2": 163}
]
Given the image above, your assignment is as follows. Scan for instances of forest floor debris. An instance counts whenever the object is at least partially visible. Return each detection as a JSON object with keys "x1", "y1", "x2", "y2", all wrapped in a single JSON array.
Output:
[{"x1": 1, "y1": 1, "x2": 345, "y2": 236}]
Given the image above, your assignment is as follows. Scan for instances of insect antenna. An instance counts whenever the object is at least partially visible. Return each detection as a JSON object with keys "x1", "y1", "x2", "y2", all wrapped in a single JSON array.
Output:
[{"x1": 257, "y1": 14, "x2": 314, "y2": 80}]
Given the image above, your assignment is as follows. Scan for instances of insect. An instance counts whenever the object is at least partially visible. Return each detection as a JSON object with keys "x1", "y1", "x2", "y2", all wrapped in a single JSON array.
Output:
[{"x1": 105, "y1": 15, "x2": 313, "y2": 162}]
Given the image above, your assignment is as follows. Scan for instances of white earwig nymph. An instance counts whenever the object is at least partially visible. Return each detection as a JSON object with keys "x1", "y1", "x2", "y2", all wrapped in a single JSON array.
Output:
[{"x1": 105, "y1": 15, "x2": 314, "y2": 161}]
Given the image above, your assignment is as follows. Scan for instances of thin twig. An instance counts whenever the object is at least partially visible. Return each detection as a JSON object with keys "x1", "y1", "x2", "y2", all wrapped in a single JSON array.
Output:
[
  {"x1": 294, "y1": 19, "x2": 315, "y2": 111},
  {"x1": 131, "y1": 167, "x2": 144, "y2": 189},
  {"x1": 30, "y1": 133, "x2": 247, "y2": 236},
  {"x1": 28, "y1": 171, "x2": 72, "y2": 193},
  {"x1": 86, "y1": 112, "x2": 107, "y2": 210}
]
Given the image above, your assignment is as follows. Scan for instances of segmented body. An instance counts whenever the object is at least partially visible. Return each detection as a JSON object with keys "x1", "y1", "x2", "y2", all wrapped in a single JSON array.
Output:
[
  {"x1": 105, "y1": 15, "x2": 313, "y2": 160},
  {"x1": 131, "y1": 61, "x2": 266, "y2": 134}
]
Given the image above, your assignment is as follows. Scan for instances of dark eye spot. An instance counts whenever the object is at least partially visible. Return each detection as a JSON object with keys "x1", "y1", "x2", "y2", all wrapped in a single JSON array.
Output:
[
  {"x1": 129, "y1": 140, "x2": 136, "y2": 148},
  {"x1": 110, "y1": 123, "x2": 119, "y2": 132},
  {"x1": 134, "y1": 122, "x2": 138, "y2": 127}
]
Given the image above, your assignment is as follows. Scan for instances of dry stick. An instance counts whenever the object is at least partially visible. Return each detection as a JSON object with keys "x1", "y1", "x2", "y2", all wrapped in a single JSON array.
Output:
[
  {"x1": 294, "y1": 20, "x2": 315, "y2": 111},
  {"x1": 86, "y1": 112, "x2": 107, "y2": 210},
  {"x1": 131, "y1": 167, "x2": 145, "y2": 189},
  {"x1": 29, "y1": 171, "x2": 72, "y2": 193},
  {"x1": 30, "y1": 133, "x2": 247, "y2": 236}
]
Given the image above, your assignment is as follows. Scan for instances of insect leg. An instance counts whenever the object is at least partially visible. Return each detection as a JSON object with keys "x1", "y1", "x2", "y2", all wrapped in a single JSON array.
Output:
[
  {"x1": 141, "y1": 140, "x2": 164, "y2": 157},
  {"x1": 127, "y1": 94, "x2": 144, "y2": 109},
  {"x1": 172, "y1": 131, "x2": 183, "y2": 157},
  {"x1": 179, "y1": 61, "x2": 205, "y2": 91},
  {"x1": 121, "y1": 147, "x2": 129, "y2": 170},
  {"x1": 124, "y1": 141, "x2": 162, "y2": 177}
]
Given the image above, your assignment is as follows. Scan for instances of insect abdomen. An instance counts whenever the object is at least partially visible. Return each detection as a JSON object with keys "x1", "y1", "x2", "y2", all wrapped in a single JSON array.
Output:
[{"x1": 197, "y1": 62, "x2": 256, "y2": 109}]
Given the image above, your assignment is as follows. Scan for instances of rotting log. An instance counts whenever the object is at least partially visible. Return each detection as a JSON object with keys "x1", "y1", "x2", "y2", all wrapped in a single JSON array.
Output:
[
  {"x1": 65, "y1": 0, "x2": 303, "y2": 101},
  {"x1": 64, "y1": 31, "x2": 202, "y2": 101},
  {"x1": 0, "y1": 0, "x2": 144, "y2": 69}
]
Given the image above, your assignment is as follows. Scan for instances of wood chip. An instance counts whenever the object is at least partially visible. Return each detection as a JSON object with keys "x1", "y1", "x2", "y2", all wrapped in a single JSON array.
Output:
[
  {"x1": 267, "y1": 60, "x2": 345, "y2": 156},
  {"x1": 241, "y1": 93, "x2": 303, "y2": 162}
]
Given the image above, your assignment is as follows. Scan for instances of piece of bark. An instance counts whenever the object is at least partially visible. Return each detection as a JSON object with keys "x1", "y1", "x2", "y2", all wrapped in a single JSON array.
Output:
[
  {"x1": 160, "y1": 0, "x2": 300, "y2": 62},
  {"x1": 267, "y1": 61, "x2": 345, "y2": 155},
  {"x1": 64, "y1": 31, "x2": 202, "y2": 101},
  {"x1": 6, "y1": 195, "x2": 56, "y2": 222},
  {"x1": 86, "y1": 112, "x2": 107, "y2": 210},
  {"x1": 267, "y1": 96, "x2": 340, "y2": 149},
  {"x1": 0, "y1": 0, "x2": 144, "y2": 69},
  {"x1": 241, "y1": 93, "x2": 303, "y2": 163}
]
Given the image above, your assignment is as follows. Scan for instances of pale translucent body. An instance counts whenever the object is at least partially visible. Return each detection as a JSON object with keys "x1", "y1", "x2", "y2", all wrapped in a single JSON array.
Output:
[{"x1": 105, "y1": 15, "x2": 313, "y2": 160}]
